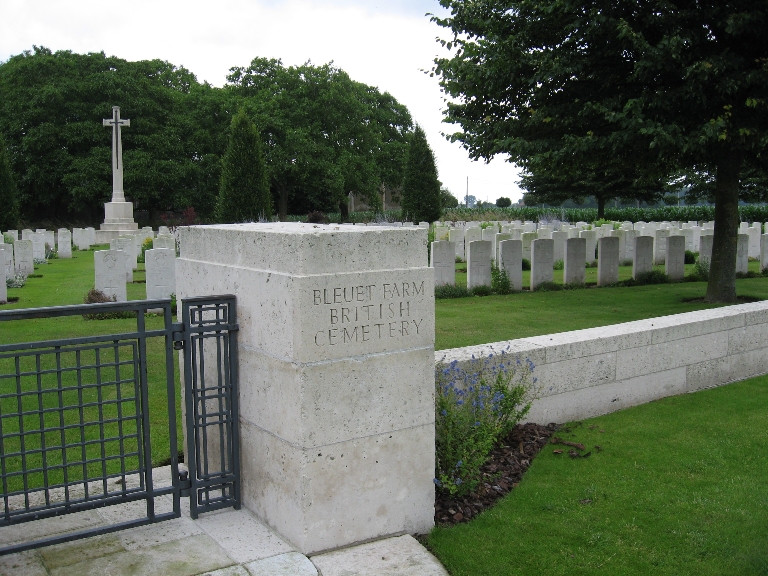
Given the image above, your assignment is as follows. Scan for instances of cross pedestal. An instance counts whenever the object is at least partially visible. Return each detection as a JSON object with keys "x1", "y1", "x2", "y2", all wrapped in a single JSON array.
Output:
[{"x1": 97, "y1": 106, "x2": 138, "y2": 244}]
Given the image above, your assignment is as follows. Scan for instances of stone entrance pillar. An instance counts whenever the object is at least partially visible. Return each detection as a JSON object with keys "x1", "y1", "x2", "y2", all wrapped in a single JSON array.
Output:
[{"x1": 176, "y1": 223, "x2": 435, "y2": 555}]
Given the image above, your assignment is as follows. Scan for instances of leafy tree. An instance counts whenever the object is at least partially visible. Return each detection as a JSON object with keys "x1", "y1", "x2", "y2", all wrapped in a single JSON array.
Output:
[
  {"x1": 496, "y1": 196, "x2": 511, "y2": 208},
  {"x1": 402, "y1": 125, "x2": 442, "y2": 223},
  {"x1": 227, "y1": 58, "x2": 412, "y2": 220},
  {"x1": 441, "y1": 186, "x2": 459, "y2": 209},
  {"x1": 0, "y1": 47, "x2": 225, "y2": 223},
  {"x1": 216, "y1": 110, "x2": 272, "y2": 223},
  {"x1": 432, "y1": 1, "x2": 768, "y2": 302},
  {"x1": 0, "y1": 132, "x2": 19, "y2": 229}
]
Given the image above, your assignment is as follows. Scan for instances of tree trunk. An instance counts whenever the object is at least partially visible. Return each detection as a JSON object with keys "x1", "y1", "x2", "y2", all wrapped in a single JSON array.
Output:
[
  {"x1": 339, "y1": 199, "x2": 349, "y2": 223},
  {"x1": 597, "y1": 196, "x2": 606, "y2": 219},
  {"x1": 277, "y1": 183, "x2": 288, "y2": 221},
  {"x1": 704, "y1": 149, "x2": 740, "y2": 303}
]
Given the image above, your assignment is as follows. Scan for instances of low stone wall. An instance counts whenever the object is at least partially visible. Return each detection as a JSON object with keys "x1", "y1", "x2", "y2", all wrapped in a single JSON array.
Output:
[{"x1": 437, "y1": 301, "x2": 768, "y2": 423}]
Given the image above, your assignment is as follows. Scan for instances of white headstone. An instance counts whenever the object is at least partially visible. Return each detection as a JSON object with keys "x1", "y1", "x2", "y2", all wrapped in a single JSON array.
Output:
[
  {"x1": 494, "y1": 233, "x2": 512, "y2": 263},
  {"x1": 14, "y1": 240, "x2": 33, "y2": 276},
  {"x1": 747, "y1": 226, "x2": 761, "y2": 259},
  {"x1": 449, "y1": 228, "x2": 465, "y2": 260},
  {"x1": 110, "y1": 237, "x2": 134, "y2": 282},
  {"x1": 153, "y1": 234, "x2": 175, "y2": 250},
  {"x1": 57, "y1": 228, "x2": 72, "y2": 259},
  {"x1": 578, "y1": 230, "x2": 597, "y2": 264},
  {"x1": 434, "y1": 226, "x2": 450, "y2": 241},
  {"x1": 0, "y1": 243, "x2": 14, "y2": 279},
  {"x1": 552, "y1": 231, "x2": 568, "y2": 263},
  {"x1": 530, "y1": 238, "x2": 554, "y2": 290},
  {"x1": 563, "y1": 237, "x2": 586, "y2": 285},
  {"x1": 654, "y1": 229, "x2": 668, "y2": 265},
  {"x1": 761, "y1": 235, "x2": 768, "y2": 273},
  {"x1": 85, "y1": 227, "x2": 96, "y2": 247},
  {"x1": 699, "y1": 234, "x2": 714, "y2": 268},
  {"x1": 0, "y1": 248, "x2": 6, "y2": 304},
  {"x1": 521, "y1": 232, "x2": 538, "y2": 261},
  {"x1": 145, "y1": 248, "x2": 176, "y2": 299},
  {"x1": 467, "y1": 240, "x2": 492, "y2": 289},
  {"x1": 430, "y1": 241, "x2": 456, "y2": 287},
  {"x1": 465, "y1": 227, "x2": 482, "y2": 246},
  {"x1": 32, "y1": 232, "x2": 46, "y2": 260},
  {"x1": 623, "y1": 230, "x2": 637, "y2": 262},
  {"x1": 737, "y1": 234, "x2": 749, "y2": 274},
  {"x1": 498, "y1": 239, "x2": 522, "y2": 291},
  {"x1": 665, "y1": 235, "x2": 686, "y2": 281},
  {"x1": 633, "y1": 236, "x2": 654, "y2": 278},
  {"x1": 21, "y1": 229, "x2": 33, "y2": 240},
  {"x1": 481, "y1": 227, "x2": 496, "y2": 259},
  {"x1": 597, "y1": 236, "x2": 619, "y2": 286},
  {"x1": 94, "y1": 250, "x2": 127, "y2": 302},
  {"x1": 691, "y1": 226, "x2": 702, "y2": 252}
]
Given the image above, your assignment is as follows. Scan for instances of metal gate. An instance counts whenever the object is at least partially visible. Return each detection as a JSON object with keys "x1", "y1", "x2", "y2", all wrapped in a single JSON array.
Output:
[{"x1": 0, "y1": 296, "x2": 239, "y2": 554}]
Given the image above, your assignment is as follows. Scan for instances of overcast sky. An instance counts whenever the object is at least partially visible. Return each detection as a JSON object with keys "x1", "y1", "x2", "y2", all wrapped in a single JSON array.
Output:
[{"x1": 0, "y1": 0, "x2": 524, "y2": 203}]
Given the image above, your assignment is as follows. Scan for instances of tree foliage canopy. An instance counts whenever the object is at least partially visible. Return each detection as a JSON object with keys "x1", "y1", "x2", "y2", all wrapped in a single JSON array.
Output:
[
  {"x1": 402, "y1": 125, "x2": 442, "y2": 223},
  {"x1": 0, "y1": 132, "x2": 19, "y2": 230},
  {"x1": 0, "y1": 48, "x2": 415, "y2": 224},
  {"x1": 216, "y1": 110, "x2": 272, "y2": 223},
  {"x1": 432, "y1": 0, "x2": 768, "y2": 301}
]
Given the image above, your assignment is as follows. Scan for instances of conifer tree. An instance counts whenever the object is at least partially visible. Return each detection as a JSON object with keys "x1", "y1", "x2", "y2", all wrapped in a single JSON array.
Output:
[
  {"x1": 0, "y1": 133, "x2": 19, "y2": 230},
  {"x1": 216, "y1": 110, "x2": 272, "y2": 223},
  {"x1": 401, "y1": 125, "x2": 441, "y2": 223}
]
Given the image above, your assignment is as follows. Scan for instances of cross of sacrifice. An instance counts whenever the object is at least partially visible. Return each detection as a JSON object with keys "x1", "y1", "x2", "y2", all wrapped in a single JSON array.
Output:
[{"x1": 103, "y1": 106, "x2": 130, "y2": 203}]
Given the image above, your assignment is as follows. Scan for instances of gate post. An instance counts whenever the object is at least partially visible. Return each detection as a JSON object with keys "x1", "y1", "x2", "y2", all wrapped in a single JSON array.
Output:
[{"x1": 176, "y1": 223, "x2": 435, "y2": 555}]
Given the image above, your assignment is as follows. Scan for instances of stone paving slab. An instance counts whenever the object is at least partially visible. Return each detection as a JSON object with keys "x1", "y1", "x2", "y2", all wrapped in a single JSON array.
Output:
[
  {"x1": 310, "y1": 535, "x2": 449, "y2": 576},
  {"x1": 0, "y1": 467, "x2": 447, "y2": 576}
]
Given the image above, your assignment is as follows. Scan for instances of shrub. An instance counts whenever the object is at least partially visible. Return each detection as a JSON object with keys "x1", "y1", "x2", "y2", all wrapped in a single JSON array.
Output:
[
  {"x1": 496, "y1": 197, "x2": 512, "y2": 208},
  {"x1": 6, "y1": 274, "x2": 26, "y2": 288},
  {"x1": 434, "y1": 350, "x2": 537, "y2": 497},
  {"x1": 3, "y1": 233, "x2": 14, "y2": 244},
  {"x1": 491, "y1": 264, "x2": 512, "y2": 295},
  {"x1": 435, "y1": 284, "x2": 472, "y2": 299},
  {"x1": 307, "y1": 210, "x2": 329, "y2": 224},
  {"x1": 620, "y1": 269, "x2": 670, "y2": 287},
  {"x1": 521, "y1": 258, "x2": 531, "y2": 271},
  {"x1": 620, "y1": 258, "x2": 634, "y2": 267},
  {"x1": 684, "y1": 250, "x2": 697, "y2": 264},
  {"x1": 82, "y1": 289, "x2": 134, "y2": 320},
  {"x1": 44, "y1": 243, "x2": 57, "y2": 260},
  {"x1": 691, "y1": 259, "x2": 710, "y2": 281},
  {"x1": 533, "y1": 281, "x2": 564, "y2": 292},
  {"x1": 552, "y1": 259, "x2": 564, "y2": 270},
  {"x1": 455, "y1": 255, "x2": 464, "y2": 263},
  {"x1": 470, "y1": 285, "x2": 494, "y2": 297},
  {"x1": 138, "y1": 237, "x2": 153, "y2": 263}
]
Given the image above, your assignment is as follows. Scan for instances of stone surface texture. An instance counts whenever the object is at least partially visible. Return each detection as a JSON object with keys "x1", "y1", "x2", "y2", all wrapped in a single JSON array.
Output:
[
  {"x1": 633, "y1": 236, "x2": 654, "y2": 278},
  {"x1": 498, "y1": 239, "x2": 523, "y2": 291},
  {"x1": 311, "y1": 535, "x2": 448, "y2": 576},
  {"x1": 597, "y1": 236, "x2": 619, "y2": 286},
  {"x1": 563, "y1": 237, "x2": 586, "y2": 285},
  {"x1": 467, "y1": 240, "x2": 492, "y2": 289},
  {"x1": 94, "y1": 250, "x2": 127, "y2": 302},
  {"x1": 530, "y1": 238, "x2": 554, "y2": 290},
  {"x1": 665, "y1": 235, "x2": 686, "y2": 280},
  {"x1": 145, "y1": 248, "x2": 176, "y2": 300},
  {"x1": 176, "y1": 223, "x2": 435, "y2": 555},
  {"x1": 13, "y1": 240, "x2": 33, "y2": 276},
  {"x1": 430, "y1": 240, "x2": 455, "y2": 287},
  {"x1": 439, "y1": 301, "x2": 768, "y2": 424}
]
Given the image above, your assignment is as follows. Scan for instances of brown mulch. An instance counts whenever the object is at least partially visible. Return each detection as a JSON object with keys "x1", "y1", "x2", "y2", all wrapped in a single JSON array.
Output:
[{"x1": 434, "y1": 422, "x2": 560, "y2": 527}]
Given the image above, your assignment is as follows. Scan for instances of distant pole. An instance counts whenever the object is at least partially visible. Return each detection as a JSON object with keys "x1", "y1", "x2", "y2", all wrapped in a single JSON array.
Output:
[{"x1": 465, "y1": 176, "x2": 469, "y2": 207}]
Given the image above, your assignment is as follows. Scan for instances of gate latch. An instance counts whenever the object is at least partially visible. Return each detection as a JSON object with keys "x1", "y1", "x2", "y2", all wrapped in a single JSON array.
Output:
[
  {"x1": 172, "y1": 322, "x2": 185, "y2": 350},
  {"x1": 179, "y1": 470, "x2": 191, "y2": 497}
]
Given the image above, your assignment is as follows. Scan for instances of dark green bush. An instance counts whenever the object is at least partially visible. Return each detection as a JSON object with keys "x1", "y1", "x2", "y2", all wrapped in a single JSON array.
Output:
[
  {"x1": 435, "y1": 284, "x2": 472, "y2": 299},
  {"x1": 533, "y1": 281, "x2": 564, "y2": 292},
  {"x1": 684, "y1": 250, "x2": 697, "y2": 264},
  {"x1": 491, "y1": 265, "x2": 512, "y2": 295},
  {"x1": 522, "y1": 258, "x2": 531, "y2": 271},
  {"x1": 471, "y1": 285, "x2": 494, "y2": 297}
]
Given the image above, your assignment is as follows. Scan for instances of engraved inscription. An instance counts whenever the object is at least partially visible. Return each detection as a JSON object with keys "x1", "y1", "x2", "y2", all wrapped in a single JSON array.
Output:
[{"x1": 312, "y1": 281, "x2": 426, "y2": 346}]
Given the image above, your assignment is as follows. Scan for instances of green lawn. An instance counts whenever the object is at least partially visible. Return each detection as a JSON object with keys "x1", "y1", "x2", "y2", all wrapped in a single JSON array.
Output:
[
  {"x1": 0, "y1": 249, "x2": 180, "y2": 489},
  {"x1": 427, "y1": 374, "x2": 768, "y2": 575},
  {"x1": 438, "y1": 261, "x2": 768, "y2": 349}
]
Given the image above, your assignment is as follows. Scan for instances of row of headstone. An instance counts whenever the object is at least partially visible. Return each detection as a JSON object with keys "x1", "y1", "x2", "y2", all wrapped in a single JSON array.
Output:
[
  {"x1": 436, "y1": 220, "x2": 768, "y2": 264},
  {"x1": 432, "y1": 233, "x2": 763, "y2": 290},
  {"x1": 95, "y1": 239, "x2": 176, "y2": 302}
]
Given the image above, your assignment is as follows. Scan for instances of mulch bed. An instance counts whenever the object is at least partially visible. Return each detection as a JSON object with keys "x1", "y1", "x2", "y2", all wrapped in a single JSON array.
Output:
[{"x1": 434, "y1": 422, "x2": 560, "y2": 527}]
